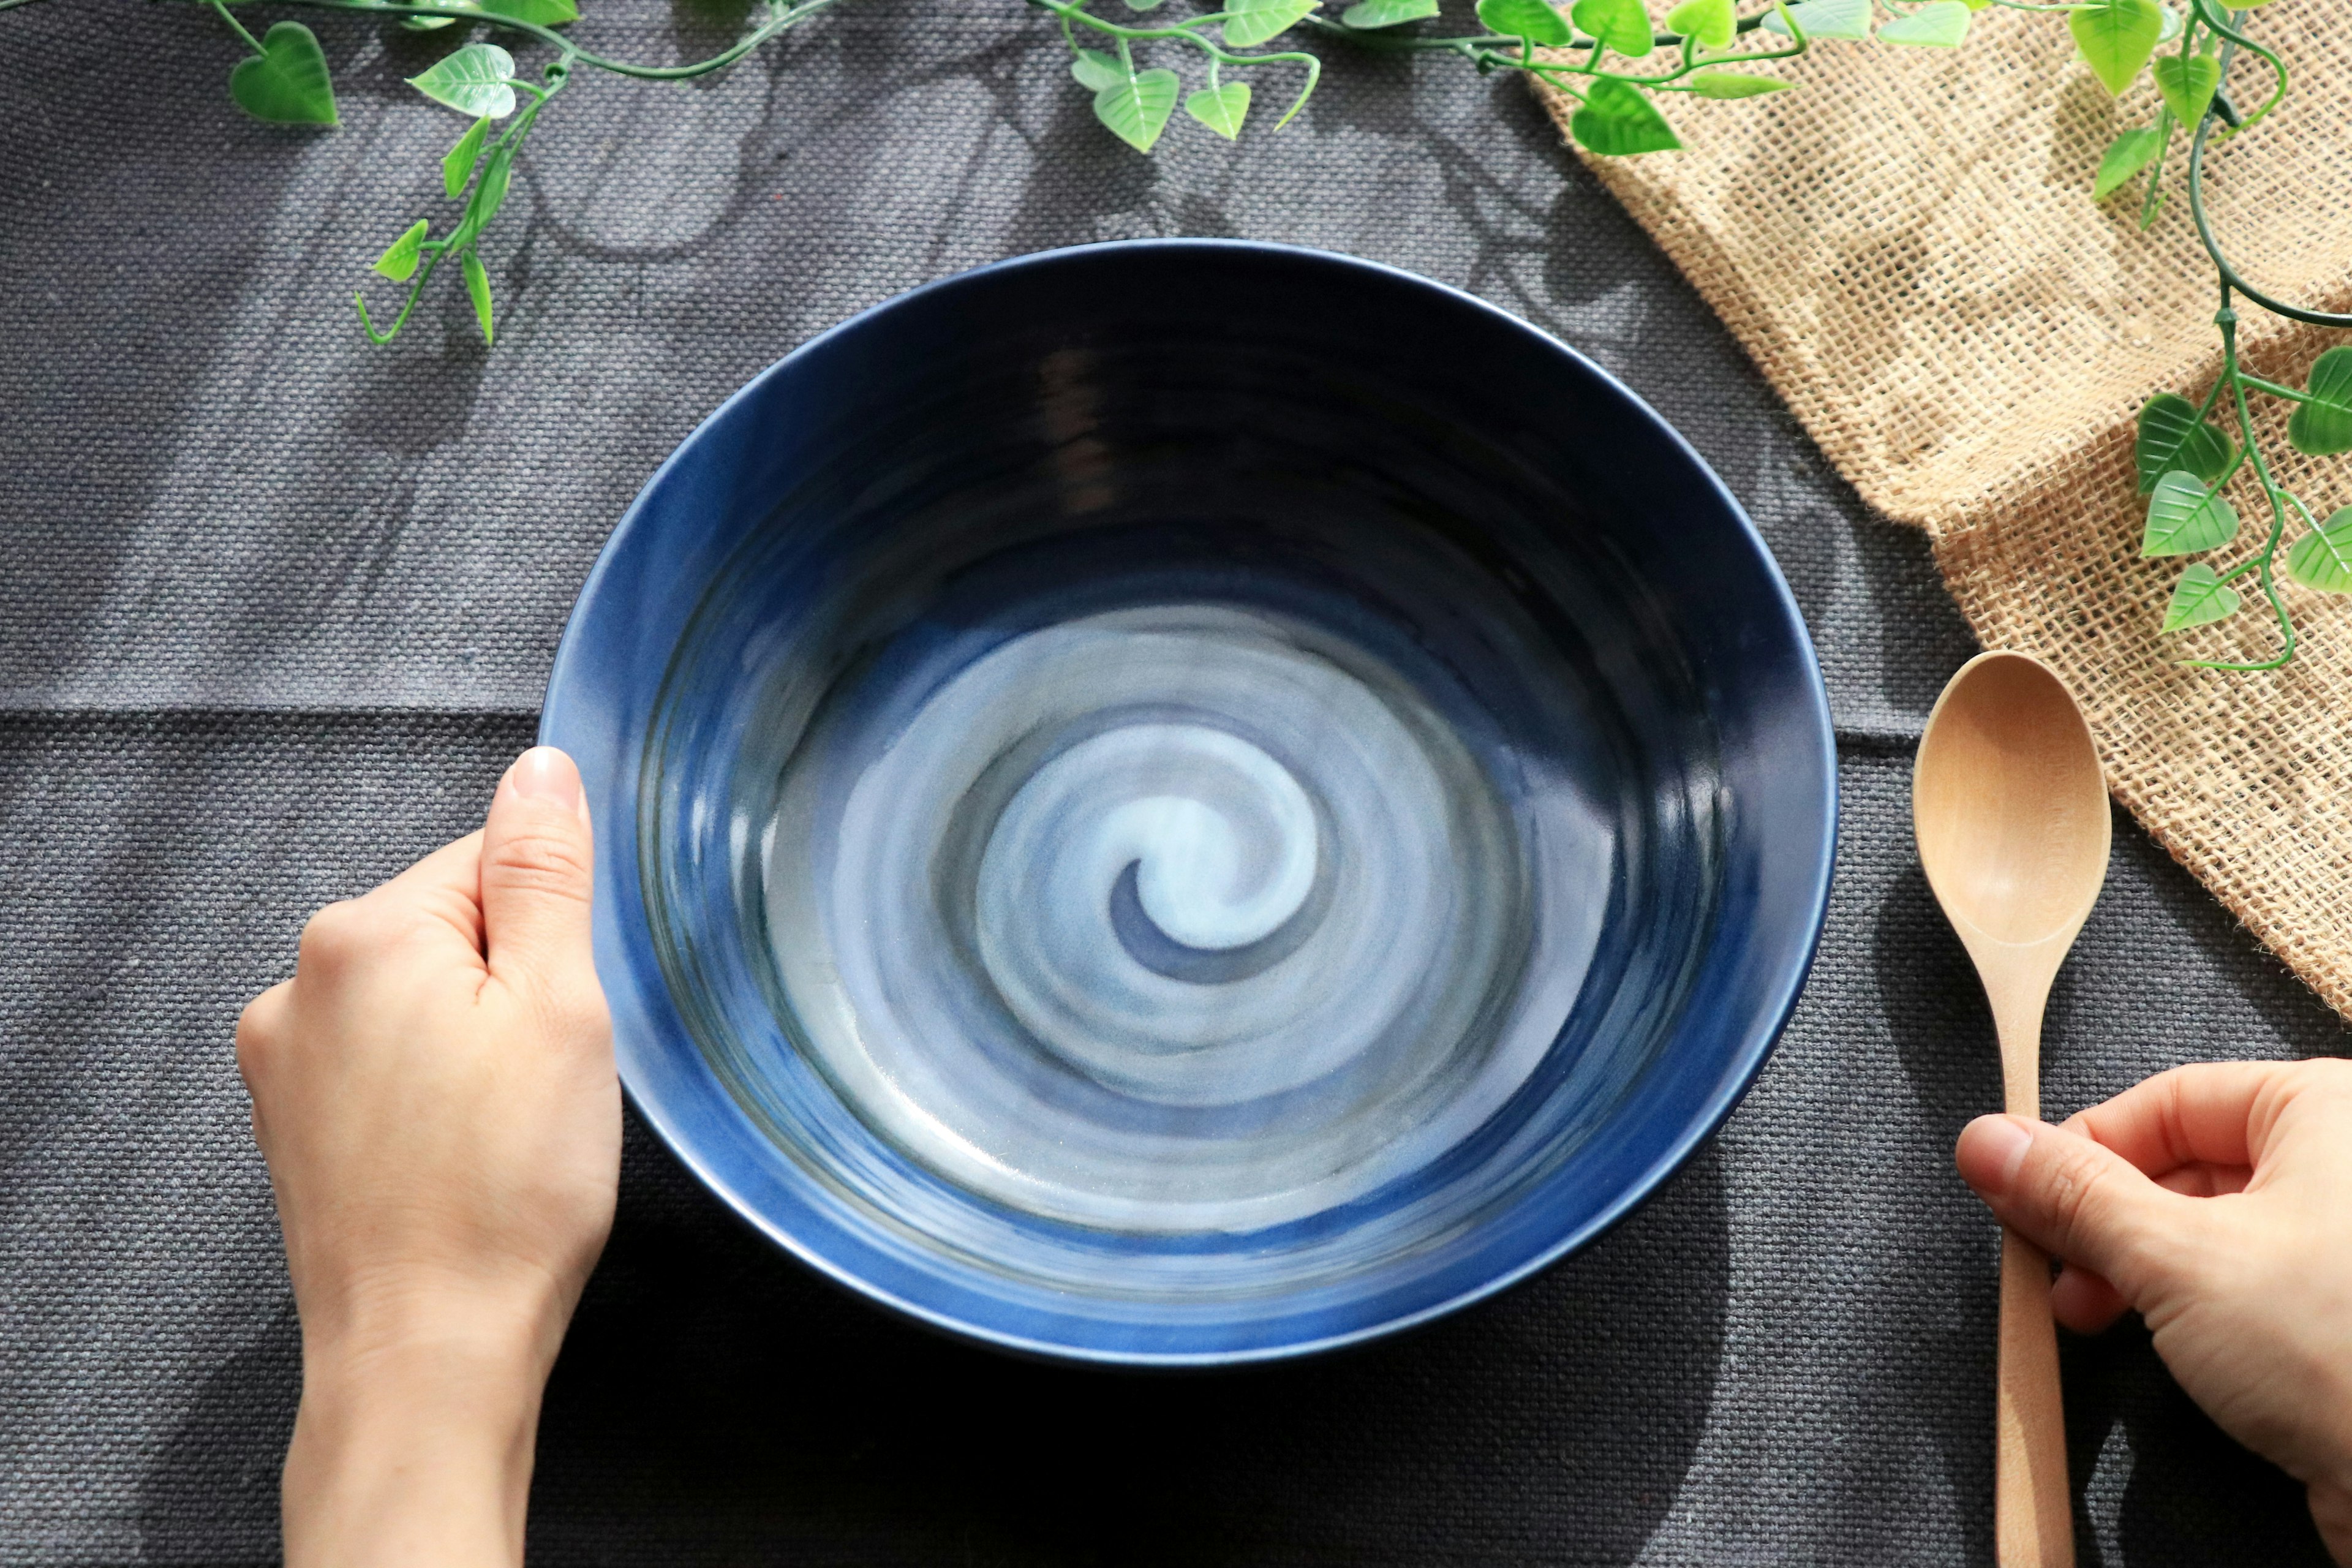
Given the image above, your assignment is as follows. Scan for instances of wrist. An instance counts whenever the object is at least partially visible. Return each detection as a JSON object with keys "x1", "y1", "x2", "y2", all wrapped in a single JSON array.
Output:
[{"x1": 285, "y1": 1284, "x2": 567, "y2": 1568}]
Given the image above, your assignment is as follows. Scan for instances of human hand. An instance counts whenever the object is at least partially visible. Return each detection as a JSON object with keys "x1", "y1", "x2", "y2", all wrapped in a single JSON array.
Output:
[
  {"x1": 236, "y1": 746, "x2": 618, "y2": 1568},
  {"x1": 1955, "y1": 1059, "x2": 2352, "y2": 1562}
]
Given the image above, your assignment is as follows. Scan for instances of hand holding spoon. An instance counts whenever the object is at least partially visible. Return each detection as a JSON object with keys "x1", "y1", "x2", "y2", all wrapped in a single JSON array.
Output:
[{"x1": 1913, "y1": 650, "x2": 2112, "y2": 1568}]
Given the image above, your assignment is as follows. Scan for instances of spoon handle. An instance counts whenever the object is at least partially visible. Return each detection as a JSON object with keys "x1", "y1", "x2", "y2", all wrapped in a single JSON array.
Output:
[{"x1": 1996, "y1": 1226, "x2": 2074, "y2": 1565}]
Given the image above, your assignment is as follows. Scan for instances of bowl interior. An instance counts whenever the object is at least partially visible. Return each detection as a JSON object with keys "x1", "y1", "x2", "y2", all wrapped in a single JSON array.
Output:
[{"x1": 543, "y1": 241, "x2": 1834, "y2": 1365}]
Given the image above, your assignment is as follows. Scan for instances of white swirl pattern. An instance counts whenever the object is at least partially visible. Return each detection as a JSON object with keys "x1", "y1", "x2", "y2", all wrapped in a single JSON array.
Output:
[{"x1": 763, "y1": 603, "x2": 1608, "y2": 1235}]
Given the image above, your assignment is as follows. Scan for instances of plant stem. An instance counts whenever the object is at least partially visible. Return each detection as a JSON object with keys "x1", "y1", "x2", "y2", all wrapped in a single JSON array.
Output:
[
  {"x1": 206, "y1": 0, "x2": 266, "y2": 54},
  {"x1": 2237, "y1": 374, "x2": 2312, "y2": 404},
  {"x1": 2184, "y1": 295, "x2": 2297, "y2": 672},
  {"x1": 190, "y1": 0, "x2": 844, "y2": 80}
]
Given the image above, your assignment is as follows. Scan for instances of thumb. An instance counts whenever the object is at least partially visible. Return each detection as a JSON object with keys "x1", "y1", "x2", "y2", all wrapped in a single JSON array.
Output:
[
  {"x1": 1955, "y1": 1114, "x2": 2200, "y2": 1308},
  {"x1": 480, "y1": 746, "x2": 599, "y2": 1003}
]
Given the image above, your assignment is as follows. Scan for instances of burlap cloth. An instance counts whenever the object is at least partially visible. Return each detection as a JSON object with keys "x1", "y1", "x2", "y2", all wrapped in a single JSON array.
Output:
[{"x1": 1537, "y1": 1, "x2": 2352, "y2": 1018}]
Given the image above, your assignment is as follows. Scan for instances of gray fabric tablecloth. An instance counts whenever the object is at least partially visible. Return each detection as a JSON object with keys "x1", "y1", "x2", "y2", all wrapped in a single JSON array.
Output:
[{"x1": 4, "y1": 1, "x2": 2347, "y2": 1561}]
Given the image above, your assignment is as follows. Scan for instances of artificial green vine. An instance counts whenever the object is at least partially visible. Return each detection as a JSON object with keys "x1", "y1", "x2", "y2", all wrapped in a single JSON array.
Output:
[
  {"x1": 4, "y1": 0, "x2": 2343, "y2": 662},
  {"x1": 2111, "y1": 2, "x2": 2352, "y2": 669}
]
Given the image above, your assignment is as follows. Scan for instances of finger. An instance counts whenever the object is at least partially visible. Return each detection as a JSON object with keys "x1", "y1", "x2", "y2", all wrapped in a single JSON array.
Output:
[
  {"x1": 2062, "y1": 1061, "x2": 2302, "y2": 1179},
  {"x1": 478, "y1": 747, "x2": 600, "y2": 1008},
  {"x1": 369, "y1": 830, "x2": 488, "y2": 953},
  {"x1": 234, "y1": 979, "x2": 293, "y2": 1081},
  {"x1": 2153, "y1": 1162, "x2": 2253, "y2": 1198},
  {"x1": 2051, "y1": 1262, "x2": 2130, "y2": 1335},
  {"x1": 1954, "y1": 1114, "x2": 2203, "y2": 1305}
]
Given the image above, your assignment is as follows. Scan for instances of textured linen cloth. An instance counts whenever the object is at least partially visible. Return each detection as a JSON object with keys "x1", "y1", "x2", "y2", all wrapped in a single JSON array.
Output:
[{"x1": 2, "y1": 1, "x2": 2346, "y2": 1562}]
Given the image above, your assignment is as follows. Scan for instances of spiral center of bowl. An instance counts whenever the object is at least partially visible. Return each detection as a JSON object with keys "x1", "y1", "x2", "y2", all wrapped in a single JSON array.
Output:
[{"x1": 758, "y1": 597, "x2": 1613, "y2": 1235}]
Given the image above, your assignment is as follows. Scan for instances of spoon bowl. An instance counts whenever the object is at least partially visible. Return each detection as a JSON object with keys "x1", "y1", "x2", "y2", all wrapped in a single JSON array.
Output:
[{"x1": 1915, "y1": 652, "x2": 2111, "y2": 951}]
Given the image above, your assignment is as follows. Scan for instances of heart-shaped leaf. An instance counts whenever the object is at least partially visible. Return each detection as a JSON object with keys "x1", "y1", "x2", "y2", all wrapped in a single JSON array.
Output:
[
  {"x1": 1571, "y1": 0, "x2": 1652, "y2": 56},
  {"x1": 1664, "y1": 0, "x2": 1734, "y2": 48},
  {"x1": 1093, "y1": 68, "x2": 1180, "y2": 152},
  {"x1": 1762, "y1": 0, "x2": 1871, "y2": 41},
  {"x1": 1688, "y1": 70, "x2": 1793, "y2": 97},
  {"x1": 1069, "y1": 48, "x2": 1125, "y2": 91},
  {"x1": 1223, "y1": 0, "x2": 1318, "y2": 46},
  {"x1": 373, "y1": 219, "x2": 429, "y2": 281},
  {"x1": 1476, "y1": 0, "x2": 1572, "y2": 43},
  {"x1": 2094, "y1": 124, "x2": 2165, "y2": 201},
  {"x1": 2287, "y1": 346, "x2": 2352, "y2": 456},
  {"x1": 2069, "y1": 0, "x2": 2162, "y2": 96},
  {"x1": 407, "y1": 42, "x2": 519, "y2": 118},
  {"x1": 2142, "y1": 470, "x2": 2240, "y2": 557},
  {"x1": 2161, "y1": 563, "x2": 2240, "y2": 632},
  {"x1": 1570, "y1": 77, "x2": 1681, "y2": 156},
  {"x1": 1342, "y1": 0, "x2": 1439, "y2": 26},
  {"x1": 2135, "y1": 392, "x2": 2233, "y2": 493},
  {"x1": 1878, "y1": 0, "x2": 1969, "y2": 46},
  {"x1": 462, "y1": 249, "x2": 495, "y2": 345},
  {"x1": 2152, "y1": 50, "x2": 2219, "y2": 126},
  {"x1": 2286, "y1": 507, "x2": 2352, "y2": 594},
  {"x1": 443, "y1": 116, "x2": 493, "y2": 197},
  {"x1": 1186, "y1": 81, "x2": 1251, "y2": 138},
  {"x1": 227, "y1": 21, "x2": 339, "y2": 126}
]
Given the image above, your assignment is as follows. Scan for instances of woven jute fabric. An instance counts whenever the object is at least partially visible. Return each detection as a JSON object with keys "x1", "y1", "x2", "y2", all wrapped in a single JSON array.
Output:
[{"x1": 1539, "y1": 2, "x2": 2352, "y2": 1019}]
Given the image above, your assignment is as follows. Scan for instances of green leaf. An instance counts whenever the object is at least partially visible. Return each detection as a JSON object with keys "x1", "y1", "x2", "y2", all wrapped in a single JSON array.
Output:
[
  {"x1": 1341, "y1": 0, "x2": 1439, "y2": 25},
  {"x1": 403, "y1": 9, "x2": 462, "y2": 31},
  {"x1": 2160, "y1": 563, "x2": 2241, "y2": 631},
  {"x1": 1223, "y1": 0, "x2": 1318, "y2": 46},
  {"x1": 475, "y1": 0, "x2": 578, "y2": 22},
  {"x1": 2286, "y1": 508, "x2": 2352, "y2": 594},
  {"x1": 227, "y1": 21, "x2": 339, "y2": 126},
  {"x1": 2093, "y1": 124, "x2": 2165, "y2": 200},
  {"x1": 2151, "y1": 50, "x2": 2218, "y2": 126},
  {"x1": 1570, "y1": 77, "x2": 1681, "y2": 156},
  {"x1": 2135, "y1": 393, "x2": 2233, "y2": 492},
  {"x1": 1093, "y1": 68, "x2": 1180, "y2": 152},
  {"x1": 2287, "y1": 347, "x2": 2352, "y2": 456},
  {"x1": 1186, "y1": 80, "x2": 1251, "y2": 138},
  {"x1": 1761, "y1": 0, "x2": 1871, "y2": 41},
  {"x1": 1877, "y1": 0, "x2": 1969, "y2": 46},
  {"x1": 2068, "y1": 0, "x2": 2162, "y2": 96},
  {"x1": 372, "y1": 219, "x2": 429, "y2": 281},
  {"x1": 1123, "y1": 0, "x2": 1167, "y2": 10},
  {"x1": 1664, "y1": 0, "x2": 1733, "y2": 47},
  {"x1": 443, "y1": 115, "x2": 493, "y2": 197},
  {"x1": 1069, "y1": 47, "x2": 1125, "y2": 91},
  {"x1": 1476, "y1": 0, "x2": 1572, "y2": 43},
  {"x1": 462, "y1": 249, "x2": 494, "y2": 345},
  {"x1": 1571, "y1": 0, "x2": 1653, "y2": 56},
  {"x1": 407, "y1": 42, "x2": 519, "y2": 119},
  {"x1": 1688, "y1": 70, "x2": 1793, "y2": 97},
  {"x1": 2142, "y1": 470, "x2": 2241, "y2": 557},
  {"x1": 446, "y1": 140, "x2": 515, "y2": 251}
]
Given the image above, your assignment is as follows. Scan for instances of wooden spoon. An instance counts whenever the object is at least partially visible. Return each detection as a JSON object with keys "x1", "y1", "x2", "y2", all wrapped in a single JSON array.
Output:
[{"x1": 1913, "y1": 650, "x2": 2111, "y2": 1568}]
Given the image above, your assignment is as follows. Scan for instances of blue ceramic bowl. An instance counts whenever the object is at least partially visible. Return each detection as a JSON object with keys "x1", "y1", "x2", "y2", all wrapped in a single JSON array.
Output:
[{"x1": 542, "y1": 240, "x2": 1834, "y2": 1366}]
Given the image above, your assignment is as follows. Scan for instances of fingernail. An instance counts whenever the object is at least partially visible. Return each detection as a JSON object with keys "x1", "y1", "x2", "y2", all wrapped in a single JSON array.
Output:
[
  {"x1": 508, "y1": 746, "x2": 584, "y2": 813},
  {"x1": 1963, "y1": 1114, "x2": 2037, "y2": 1193}
]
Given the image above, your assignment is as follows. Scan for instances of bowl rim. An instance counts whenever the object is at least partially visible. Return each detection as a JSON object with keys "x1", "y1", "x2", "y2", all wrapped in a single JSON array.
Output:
[{"x1": 541, "y1": 236, "x2": 1839, "y2": 1366}]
